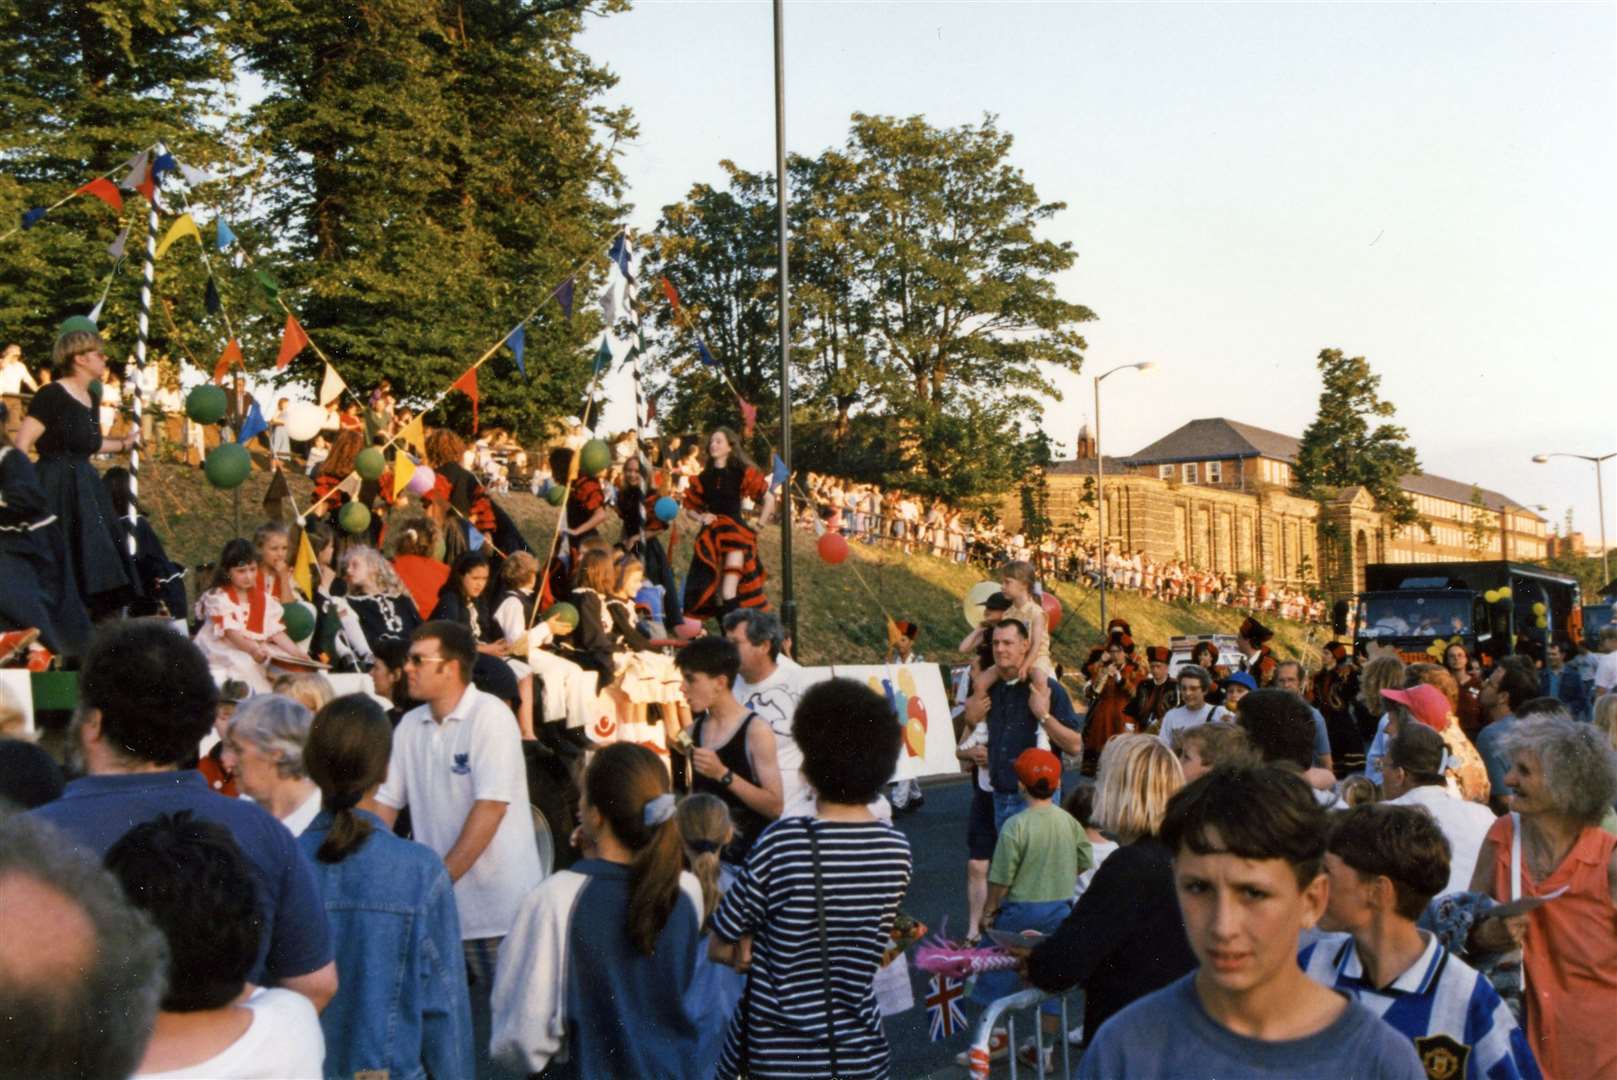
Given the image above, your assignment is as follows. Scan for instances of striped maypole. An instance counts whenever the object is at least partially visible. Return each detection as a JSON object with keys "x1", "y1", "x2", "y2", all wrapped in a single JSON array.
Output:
[{"x1": 128, "y1": 154, "x2": 160, "y2": 557}]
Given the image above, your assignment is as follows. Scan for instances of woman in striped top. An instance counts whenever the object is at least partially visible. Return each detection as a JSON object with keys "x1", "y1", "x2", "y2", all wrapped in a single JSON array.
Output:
[{"x1": 710, "y1": 678, "x2": 913, "y2": 1080}]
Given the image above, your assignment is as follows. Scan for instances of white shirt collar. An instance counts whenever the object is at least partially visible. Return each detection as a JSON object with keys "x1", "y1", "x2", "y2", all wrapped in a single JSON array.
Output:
[{"x1": 1337, "y1": 931, "x2": 1444, "y2": 996}]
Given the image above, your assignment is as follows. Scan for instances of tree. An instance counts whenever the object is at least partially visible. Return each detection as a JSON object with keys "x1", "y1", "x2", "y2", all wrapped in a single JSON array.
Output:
[
  {"x1": 1294, "y1": 348, "x2": 1422, "y2": 528},
  {"x1": 1465, "y1": 484, "x2": 1498, "y2": 556},
  {"x1": 1014, "y1": 429, "x2": 1054, "y2": 540}
]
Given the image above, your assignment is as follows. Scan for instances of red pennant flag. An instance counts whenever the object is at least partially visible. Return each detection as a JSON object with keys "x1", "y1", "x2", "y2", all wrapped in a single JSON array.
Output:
[
  {"x1": 453, "y1": 365, "x2": 479, "y2": 433},
  {"x1": 275, "y1": 314, "x2": 309, "y2": 370},
  {"x1": 212, "y1": 339, "x2": 243, "y2": 384},
  {"x1": 739, "y1": 398, "x2": 757, "y2": 438},
  {"x1": 75, "y1": 177, "x2": 123, "y2": 213},
  {"x1": 135, "y1": 159, "x2": 156, "y2": 205},
  {"x1": 660, "y1": 276, "x2": 682, "y2": 312}
]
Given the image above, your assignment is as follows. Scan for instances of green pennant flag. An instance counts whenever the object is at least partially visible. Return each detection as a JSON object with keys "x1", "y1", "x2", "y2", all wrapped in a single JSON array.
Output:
[
  {"x1": 592, "y1": 336, "x2": 612, "y2": 376},
  {"x1": 255, "y1": 269, "x2": 279, "y2": 299}
]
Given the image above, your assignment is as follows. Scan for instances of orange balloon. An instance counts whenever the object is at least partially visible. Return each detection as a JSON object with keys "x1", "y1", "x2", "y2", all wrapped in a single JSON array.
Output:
[{"x1": 1041, "y1": 590, "x2": 1063, "y2": 633}]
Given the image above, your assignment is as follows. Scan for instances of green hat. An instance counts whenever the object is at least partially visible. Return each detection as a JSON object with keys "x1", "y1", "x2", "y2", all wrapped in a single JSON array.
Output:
[{"x1": 55, "y1": 315, "x2": 99, "y2": 343}]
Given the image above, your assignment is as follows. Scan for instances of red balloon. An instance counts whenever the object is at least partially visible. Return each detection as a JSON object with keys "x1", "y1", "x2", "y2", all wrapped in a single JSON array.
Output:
[
  {"x1": 817, "y1": 532, "x2": 849, "y2": 565},
  {"x1": 1040, "y1": 589, "x2": 1063, "y2": 632}
]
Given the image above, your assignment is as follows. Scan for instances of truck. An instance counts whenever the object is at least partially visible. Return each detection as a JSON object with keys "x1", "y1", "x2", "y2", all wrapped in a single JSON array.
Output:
[{"x1": 1352, "y1": 560, "x2": 1581, "y2": 664}]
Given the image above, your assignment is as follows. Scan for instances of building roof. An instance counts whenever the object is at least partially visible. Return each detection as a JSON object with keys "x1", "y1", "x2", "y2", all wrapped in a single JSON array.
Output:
[
  {"x1": 1049, "y1": 455, "x2": 1130, "y2": 477},
  {"x1": 1120, "y1": 417, "x2": 1540, "y2": 520}
]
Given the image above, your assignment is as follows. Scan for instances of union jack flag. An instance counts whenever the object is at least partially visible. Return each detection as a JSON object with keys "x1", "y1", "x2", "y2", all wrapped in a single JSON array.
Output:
[{"x1": 925, "y1": 973, "x2": 966, "y2": 1041}]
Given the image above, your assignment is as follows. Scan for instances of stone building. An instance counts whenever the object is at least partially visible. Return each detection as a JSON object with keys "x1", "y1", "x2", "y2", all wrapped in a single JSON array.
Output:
[{"x1": 1005, "y1": 417, "x2": 1548, "y2": 598}]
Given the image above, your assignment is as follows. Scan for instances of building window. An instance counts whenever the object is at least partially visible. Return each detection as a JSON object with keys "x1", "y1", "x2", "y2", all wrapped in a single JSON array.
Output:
[
  {"x1": 1159, "y1": 464, "x2": 1174, "y2": 481},
  {"x1": 1182, "y1": 462, "x2": 1199, "y2": 484},
  {"x1": 1207, "y1": 461, "x2": 1223, "y2": 483}
]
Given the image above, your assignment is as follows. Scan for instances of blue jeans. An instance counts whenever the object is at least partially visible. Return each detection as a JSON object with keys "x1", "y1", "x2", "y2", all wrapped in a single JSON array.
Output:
[{"x1": 992, "y1": 788, "x2": 1062, "y2": 833}]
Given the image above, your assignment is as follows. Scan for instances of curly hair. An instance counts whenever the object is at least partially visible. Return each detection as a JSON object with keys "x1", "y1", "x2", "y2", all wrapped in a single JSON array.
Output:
[
  {"x1": 345, "y1": 544, "x2": 408, "y2": 598},
  {"x1": 1359, "y1": 656, "x2": 1406, "y2": 713},
  {"x1": 426, "y1": 428, "x2": 466, "y2": 469},
  {"x1": 320, "y1": 429, "x2": 364, "y2": 480},
  {"x1": 1496, "y1": 714, "x2": 1617, "y2": 825}
]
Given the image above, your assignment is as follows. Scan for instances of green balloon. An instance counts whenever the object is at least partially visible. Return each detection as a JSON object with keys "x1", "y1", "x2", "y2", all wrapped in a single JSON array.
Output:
[
  {"x1": 545, "y1": 484, "x2": 566, "y2": 506},
  {"x1": 203, "y1": 443, "x2": 251, "y2": 489},
  {"x1": 282, "y1": 601, "x2": 316, "y2": 643},
  {"x1": 186, "y1": 384, "x2": 228, "y2": 424},
  {"x1": 338, "y1": 501, "x2": 372, "y2": 535},
  {"x1": 355, "y1": 447, "x2": 385, "y2": 481},
  {"x1": 579, "y1": 438, "x2": 612, "y2": 476},
  {"x1": 542, "y1": 602, "x2": 579, "y2": 631}
]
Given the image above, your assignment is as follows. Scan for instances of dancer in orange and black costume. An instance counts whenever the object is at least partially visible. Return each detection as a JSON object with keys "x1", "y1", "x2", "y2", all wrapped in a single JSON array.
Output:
[{"x1": 681, "y1": 427, "x2": 775, "y2": 621}]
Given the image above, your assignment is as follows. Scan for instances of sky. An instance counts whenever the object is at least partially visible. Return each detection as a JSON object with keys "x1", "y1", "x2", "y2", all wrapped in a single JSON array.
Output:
[{"x1": 578, "y1": 1, "x2": 1617, "y2": 551}]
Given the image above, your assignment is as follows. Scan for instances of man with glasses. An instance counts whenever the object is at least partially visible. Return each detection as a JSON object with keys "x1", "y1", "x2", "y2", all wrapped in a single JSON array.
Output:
[{"x1": 375, "y1": 620, "x2": 540, "y2": 1069}]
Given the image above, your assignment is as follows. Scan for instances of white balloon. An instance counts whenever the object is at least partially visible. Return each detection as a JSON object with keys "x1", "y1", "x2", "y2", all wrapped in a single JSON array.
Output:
[{"x1": 287, "y1": 401, "x2": 326, "y2": 442}]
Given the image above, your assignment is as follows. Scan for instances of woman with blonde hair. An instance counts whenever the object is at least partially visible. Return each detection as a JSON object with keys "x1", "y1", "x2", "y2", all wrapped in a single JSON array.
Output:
[
  {"x1": 676, "y1": 793, "x2": 744, "y2": 1078},
  {"x1": 1025, "y1": 734, "x2": 1195, "y2": 1047},
  {"x1": 326, "y1": 544, "x2": 421, "y2": 668}
]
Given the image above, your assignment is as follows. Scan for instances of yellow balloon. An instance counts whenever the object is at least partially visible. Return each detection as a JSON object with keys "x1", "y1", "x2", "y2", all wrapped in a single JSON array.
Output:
[
  {"x1": 1498, "y1": 586, "x2": 1512, "y2": 599},
  {"x1": 1483, "y1": 589, "x2": 1499, "y2": 604},
  {"x1": 1532, "y1": 602, "x2": 1546, "y2": 616},
  {"x1": 1535, "y1": 615, "x2": 1548, "y2": 629}
]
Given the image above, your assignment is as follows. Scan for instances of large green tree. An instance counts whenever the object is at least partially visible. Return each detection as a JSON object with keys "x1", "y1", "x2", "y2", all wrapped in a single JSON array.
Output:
[{"x1": 1294, "y1": 347, "x2": 1422, "y2": 528}]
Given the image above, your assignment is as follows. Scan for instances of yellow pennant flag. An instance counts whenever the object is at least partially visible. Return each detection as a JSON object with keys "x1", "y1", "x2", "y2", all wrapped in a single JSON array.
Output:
[
  {"x1": 318, "y1": 363, "x2": 347, "y2": 407},
  {"x1": 292, "y1": 528, "x2": 316, "y2": 600},
  {"x1": 154, "y1": 212, "x2": 200, "y2": 259},
  {"x1": 398, "y1": 415, "x2": 427, "y2": 458},
  {"x1": 392, "y1": 450, "x2": 416, "y2": 498}
]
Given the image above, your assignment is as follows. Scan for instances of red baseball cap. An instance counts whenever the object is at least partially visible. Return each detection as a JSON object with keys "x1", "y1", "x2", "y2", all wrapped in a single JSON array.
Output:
[
  {"x1": 1015, "y1": 748, "x2": 1062, "y2": 797},
  {"x1": 1381, "y1": 684, "x2": 1451, "y2": 732}
]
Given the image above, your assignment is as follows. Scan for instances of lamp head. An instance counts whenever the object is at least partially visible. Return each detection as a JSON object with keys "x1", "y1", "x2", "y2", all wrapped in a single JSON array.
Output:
[
  {"x1": 1135, "y1": 361, "x2": 1156, "y2": 373},
  {"x1": 1531, "y1": 454, "x2": 1550, "y2": 464}
]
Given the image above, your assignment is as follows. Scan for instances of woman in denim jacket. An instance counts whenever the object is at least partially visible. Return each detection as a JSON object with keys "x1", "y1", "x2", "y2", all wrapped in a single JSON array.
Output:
[{"x1": 297, "y1": 694, "x2": 474, "y2": 1080}]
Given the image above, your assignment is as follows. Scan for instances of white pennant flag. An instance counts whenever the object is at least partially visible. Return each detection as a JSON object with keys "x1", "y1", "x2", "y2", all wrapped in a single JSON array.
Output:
[
  {"x1": 337, "y1": 472, "x2": 363, "y2": 498},
  {"x1": 117, "y1": 150, "x2": 149, "y2": 191},
  {"x1": 107, "y1": 224, "x2": 130, "y2": 260},
  {"x1": 318, "y1": 363, "x2": 347, "y2": 407},
  {"x1": 89, "y1": 298, "x2": 106, "y2": 322},
  {"x1": 598, "y1": 276, "x2": 628, "y2": 328},
  {"x1": 178, "y1": 163, "x2": 218, "y2": 187}
]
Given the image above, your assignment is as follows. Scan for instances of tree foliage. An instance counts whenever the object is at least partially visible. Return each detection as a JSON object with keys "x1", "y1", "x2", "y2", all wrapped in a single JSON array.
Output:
[
  {"x1": 640, "y1": 113, "x2": 1095, "y2": 502},
  {"x1": 1465, "y1": 484, "x2": 1497, "y2": 556},
  {"x1": 1294, "y1": 348, "x2": 1422, "y2": 528}
]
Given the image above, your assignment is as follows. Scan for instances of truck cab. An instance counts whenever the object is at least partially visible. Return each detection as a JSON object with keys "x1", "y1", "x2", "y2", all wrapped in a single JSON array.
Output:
[{"x1": 1353, "y1": 561, "x2": 1580, "y2": 664}]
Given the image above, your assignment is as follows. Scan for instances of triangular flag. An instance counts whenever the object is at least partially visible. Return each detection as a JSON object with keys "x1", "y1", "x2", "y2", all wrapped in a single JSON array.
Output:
[
  {"x1": 467, "y1": 524, "x2": 485, "y2": 552},
  {"x1": 107, "y1": 224, "x2": 130, "y2": 260},
  {"x1": 135, "y1": 159, "x2": 156, "y2": 205},
  {"x1": 392, "y1": 451, "x2": 416, "y2": 498},
  {"x1": 179, "y1": 163, "x2": 217, "y2": 187},
  {"x1": 215, "y1": 217, "x2": 236, "y2": 251},
  {"x1": 609, "y1": 233, "x2": 632, "y2": 280},
  {"x1": 508, "y1": 323, "x2": 526, "y2": 378},
  {"x1": 118, "y1": 150, "x2": 149, "y2": 191},
  {"x1": 696, "y1": 340, "x2": 717, "y2": 368},
  {"x1": 237, "y1": 401, "x2": 267, "y2": 444},
  {"x1": 739, "y1": 398, "x2": 757, "y2": 438},
  {"x1": 154, "y1": 213, "x2": 200, "y2": 259},
  {"x1": 21, "y1": 208, "x2": 48, "y2": 229},
  {"x1": 213, "y1": 339, "x2": 243, "y2": 384},
  {"x1": 275, "y1": 314, "x2": 309, "y2": 370},
  {"x1": 599, "y1": 276, "x2": 628, "y2": 327},
  {"x1": 318, "y1": 363, "x2": 346, "y2": 407},
  {"x1": 593, "y1": 336, "x2": 613, "y2": 377},
  {"x1": 75, "y1": 178, "x2": 123, "y2": 212},
  {"x1": 263, "y1": 465, "x2": 290, "y2": 510},
  {"x1": 399, "y1": 415, "x2": 427, "y2": 457},
  {"x1": 292, "y1": 528, "x2": 316, "y2": 600},
  {"x1": 771, "y1": 453, "x2": 788, "y2": 490},
  {"x1": 88, "y1": 298, "x2": 105, "y2": 322},
  {"x1": 204, "y1": 276, "x2": 221, "y2": 315},
  {"x1": 151, "y1": 151, "x2": 178, "y2": 180},
  {"x1": 556, "y1": 277, "x2": 575, "y2": 319},
  {"x1": 255, "y1": 269, "x2": 279, "y2": 299},
  {"x1": 452, "y1": 365, "x2": 479, "y2": 433},
  {"x1": 661, "y1": 276, "x2": 682, "y2": 312},
  {"x1": 337, "y1": 471, "x2": 363, "y2": 499}
]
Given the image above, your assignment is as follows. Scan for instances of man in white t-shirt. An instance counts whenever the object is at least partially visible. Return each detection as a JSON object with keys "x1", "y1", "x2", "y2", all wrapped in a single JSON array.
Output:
[
  {"x1": 1379, "y1": 722, "x2": 1494, "y2": 896},
  {"x1": 1157, "y1": 664, "x2": 1228, "y2": 750},
  {"x1": 725, "y1": 609, "x2": 805, "y2": 802},
  {"x1": 1594, "y1": 626, "x2": 1617, "y2": 698},
  {"x1": 375, "y1": 620, "x2": 540, "y2": 1065}
]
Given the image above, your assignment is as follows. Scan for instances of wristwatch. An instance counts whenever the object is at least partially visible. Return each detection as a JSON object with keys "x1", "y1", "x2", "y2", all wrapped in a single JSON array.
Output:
[{"x1": 719, "y1": 769, "x2": 735, "y2": 787}]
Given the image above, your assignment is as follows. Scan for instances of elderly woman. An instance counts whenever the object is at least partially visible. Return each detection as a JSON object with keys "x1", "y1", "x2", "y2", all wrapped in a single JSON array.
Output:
[
  {"x1": 1026, "y1": 734, "x2": 1194, "y2": 1046},
  {"x1": 1468, "y1": 712, "x2": 1617, "y2": 1079},
  {"x1": 225, "y1": 693, "x2": 321, "y2": 837}
]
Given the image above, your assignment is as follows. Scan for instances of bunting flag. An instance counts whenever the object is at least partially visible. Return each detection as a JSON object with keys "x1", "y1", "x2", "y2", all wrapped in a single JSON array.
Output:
[
  {"x1": 292, "y1": 528, "x2": 316, "y2": 600},
  {"x1": 215, "y1": 217, "x2": 236, "y2": 251},
  {"x1": 608, "y1": 233, "x2": 633, "y2": 280},
  {"x1": 467, "y1": 524, "x2": 485, "y2": 552},
  {"x1": 739, "y1": 398, "x2": 757, "y2": 438},
  {"x1": 151, "y1": 151, "x2": 178, "y2": 180},
  {"x1": 318, "y1": 363, "x2": 347, "y2": 407},
  {"x1": 237, "y1": 401, "x2": 268, "y2": 444},
  {"x1": 134, "y1": 160, "x2": 156, "y2": 205},
  {"x1": 556, "y1": 277, "x2": 575, "y2": 319},
  {"x1": 118, "y1": 149, "x2": 150, "y2": 191},
  {"x1": 179, "y1": 163, "x2": 217, "y2": 187},
  {"x1": 275, "y1": 314, "x2": 309, "y2": 370},
  {"x1": 392, "y1": 451, "x2": 417, "y2": 498},
  {"x1": 452, "y1": 365, "x2": 479, "y2": 432},
  {"x1": 263, "y1": 465, "x2": 290, "y2": 511},
  {"x1": 661, "y1": 276, "x2": 682, "y2": 312},
  {"x1": 89, "y1": 297, "x2": 106, "y2": 323},
  {"x1": 696, "y1": 340, "x2": 717, "y2": 368},
  {"x1": 154, "y1": 213, "x2": 200, "y2": 259},
  {"x1": 599, "y1": 276, "x2": 629, "y2": 327},
  {"x1": 108, "y1": 224, "x2": 130, "y2": 260},
  {"x1": 212, "y1": 338, "x2": 243, "y2": 383},
  {"x1": 75, "y1": 178, "x2": 123, "y2": 212},
  {"x1": 507, "y1": 323, "x2": 526, "y2": 378},
  {"x1": 336, "y1": 472, "x2": 363, "y2": 499},
  {"x1": 398, "y1": 414, "x2": 427, "y2": 458},
  {"x1": 21, "y1": 208, "x2": 46, "y2": 229},
  {"x1": 593, "y1": 336, "x2": 613, "y2": 377},
  {"x1": 771, "y1": 452, "x2": 789, "y2": 491},
  {"x1": 255, "y1": 269, "x2": 279, "y2": 299},
  {"x1": 204, "y1": 276, "x2": 221, "y2": 315}
]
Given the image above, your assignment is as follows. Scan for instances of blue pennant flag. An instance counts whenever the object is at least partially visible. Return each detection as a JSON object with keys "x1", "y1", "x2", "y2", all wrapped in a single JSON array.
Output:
[
  {"x1": 556, "y1": 277, "x2": 575, "y2": 319},
  {"x1": 215, "y1": 217, "x2": 236, "y2": 251},
  {"x1": 508, "y1": 323, "x2": 526, "y2": 379},
  {"x1": 593, "y1": 336, "x2": 613, "y2": 376},
  {"x1": 696, "y1": 340, "x2": 717, "y2": 368},
  {"x1": 771, "y1": 453, "x2": 788, "y2": 490},
  {"x1": 21, "y1": 207, "x2": 46, "y2": 229},
  {"x1": 467, "y1": 524, "x2": 485, "y2": 552},
  {"x1": 151, "y1": 152, "x2": 178, "y2": 180},
  {"x1": 204, "y1": 276, "x2": 221, "y2": 315},
  {"x1": 236, "y1": 401, "x2": 267, "y2": 444},
  {"x1": 608, "y1": 234, "x2": 632, "y2": 279}
]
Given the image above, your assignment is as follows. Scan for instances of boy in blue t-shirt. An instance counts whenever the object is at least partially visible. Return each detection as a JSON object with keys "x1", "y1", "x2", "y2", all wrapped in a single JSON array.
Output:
[
  {"x1": 1077, "y1": 765, "x2": 1424, "y2": 1079},
  {"x1": 1302, "y1": 803, "x2": 1539, "y2": 1080}
]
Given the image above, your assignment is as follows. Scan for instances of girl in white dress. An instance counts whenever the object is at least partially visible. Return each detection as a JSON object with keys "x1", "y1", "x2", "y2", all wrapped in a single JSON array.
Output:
[{"x1": 194, "y1": 539, "x2": 307, "y2": 692}]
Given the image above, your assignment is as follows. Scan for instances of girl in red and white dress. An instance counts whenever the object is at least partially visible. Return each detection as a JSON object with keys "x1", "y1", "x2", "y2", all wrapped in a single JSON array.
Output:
[{"x1": 194, "y1": 538, "x2": 307, "y2": 692}]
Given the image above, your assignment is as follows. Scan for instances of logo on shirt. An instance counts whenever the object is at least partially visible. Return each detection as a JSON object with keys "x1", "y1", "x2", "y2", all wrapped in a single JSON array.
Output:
[
  {"x1": 1414, "y1": 1033, "x2": 1469, "y2": 1080},
  {"x1": 451, "y1": 752, "x2": 471, "y2": 775}
]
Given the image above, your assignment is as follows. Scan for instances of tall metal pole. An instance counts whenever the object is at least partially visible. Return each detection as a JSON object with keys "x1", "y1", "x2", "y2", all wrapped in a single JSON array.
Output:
[
  {"x1": 772, "y1": 0, "x2": 797, "y2": 647},
  {"x1": 130, "y1": 166, "x2": 159, "y2": 560},
  {"x1": 1094, "y1": 375, "x2": 1106, "y2": 633},
  {"x1": 1596, "y1": 457, "x2": 1610, "y2": 586}
]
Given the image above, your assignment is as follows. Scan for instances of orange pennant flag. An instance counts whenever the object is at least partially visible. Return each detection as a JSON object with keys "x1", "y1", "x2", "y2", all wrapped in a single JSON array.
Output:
[
  {"x1": 453, "y1": 365, "x2": 479, "y2": 433},
  {"x1": 275, "y1": 314, "x2": 309, "y2": 370},
  {"x1": 75, "y1": 177, "x2": 123, "y2": 213},
  {"x1": 212, "y1": 339, "x2": 243, "y2": 384},
  {"x1": 660, "y1": 276, "x2": 681, "y2": 312}
]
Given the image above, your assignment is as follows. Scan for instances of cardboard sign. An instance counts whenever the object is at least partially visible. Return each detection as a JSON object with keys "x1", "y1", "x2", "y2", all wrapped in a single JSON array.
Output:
[
  {"x1": 800, "y1": 663, "x2": 960, "y2": 781},
  {"x1": 0, "y1": 670, "x2": 34, "y2": 734}
]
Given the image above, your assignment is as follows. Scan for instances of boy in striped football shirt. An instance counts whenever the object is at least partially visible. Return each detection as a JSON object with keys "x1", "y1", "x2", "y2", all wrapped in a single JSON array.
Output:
[{"x1": 1303, "y1": 804, "x2": 1540, "y2": 1080}]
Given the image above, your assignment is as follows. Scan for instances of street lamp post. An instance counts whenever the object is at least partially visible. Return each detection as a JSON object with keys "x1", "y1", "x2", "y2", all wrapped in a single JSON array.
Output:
[
  {"x1": 772, "y1": 0, "x2": 796, "y2": 646},
  {"x1": 1533, "y1": 451, "x2": 1615, "y2": 586},
  {"x1": 1094, "y1": 361, "x2": 1155, "y2": 633}
]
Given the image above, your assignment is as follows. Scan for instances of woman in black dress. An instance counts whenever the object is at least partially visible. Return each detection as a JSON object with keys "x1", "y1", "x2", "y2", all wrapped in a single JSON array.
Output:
[
  {"x1": 14, "y1": 319, "x2": 139, "y2": 618},
  {"x1": 681, "y1": 427, "x2": 774, "y2": 622}
]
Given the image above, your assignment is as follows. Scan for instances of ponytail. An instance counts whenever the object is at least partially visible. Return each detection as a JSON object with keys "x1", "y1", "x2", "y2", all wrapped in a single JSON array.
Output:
[
  {"x1": 675, "y1": 792, "x2": 734, "y2": 923},
  {"x1": 304, "y1": 694, "x2": 392, "y2": 864},
  {"x1": 586, "y1": 743, "x2": 687, "y2": 955}
]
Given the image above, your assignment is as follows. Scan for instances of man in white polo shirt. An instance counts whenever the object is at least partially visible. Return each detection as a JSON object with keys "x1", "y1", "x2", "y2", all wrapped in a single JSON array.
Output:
[{"x1": 374, "y1": 619, "x2": 540, "y2": 1068}]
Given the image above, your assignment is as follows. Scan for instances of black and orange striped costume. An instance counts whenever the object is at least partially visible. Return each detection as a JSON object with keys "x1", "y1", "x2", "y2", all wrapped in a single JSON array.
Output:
[
  {"x1": 433, "y1": 460, "x2": 496, "y2": 537},
  {"x1": 682, "y1": 463, "x2": 769, "y2": 620},
  {"x1": 565, "y1": 474, "x2": 605, "y2": 558}
]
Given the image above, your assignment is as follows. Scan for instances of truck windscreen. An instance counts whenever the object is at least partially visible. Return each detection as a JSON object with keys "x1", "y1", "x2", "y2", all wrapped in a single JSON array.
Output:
[{"x1": 1358, "y1": 594, "x2": 1471, "y2": 639}]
